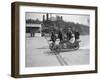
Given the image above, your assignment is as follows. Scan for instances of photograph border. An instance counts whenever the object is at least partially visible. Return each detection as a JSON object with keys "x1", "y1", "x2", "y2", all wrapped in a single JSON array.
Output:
[{"x1": 11, "y1": 2, "x2": 98, "y2": 78}]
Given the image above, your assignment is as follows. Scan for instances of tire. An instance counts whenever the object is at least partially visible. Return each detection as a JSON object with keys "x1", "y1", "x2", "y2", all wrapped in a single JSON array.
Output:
[
  {"x1": 49, "y1": 43, "x2": 54, "y2": 51},
  {"x1": 55, "y1": 45, "x2": 60, "y2": 53},
  {"x1": 74, "y1": 42, "x2": 79, "y2": 50}
]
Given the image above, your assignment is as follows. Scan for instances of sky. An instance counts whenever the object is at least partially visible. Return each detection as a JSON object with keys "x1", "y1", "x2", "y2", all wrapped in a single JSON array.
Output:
[{"x1": 26, "y1": 12, "x2": 90, "y2": 26}]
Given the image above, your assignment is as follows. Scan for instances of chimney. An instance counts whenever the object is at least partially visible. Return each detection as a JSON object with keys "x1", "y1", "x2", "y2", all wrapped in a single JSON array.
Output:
[
  {"x1": 46, "y1": 13, "x2": 49, "y2": 20},
  {"x1": 61, "y1": 16, "x2": 63, "y2": 20},
  {"x1": 43, "y1": 15, "x2": 45, "y2": 22}
]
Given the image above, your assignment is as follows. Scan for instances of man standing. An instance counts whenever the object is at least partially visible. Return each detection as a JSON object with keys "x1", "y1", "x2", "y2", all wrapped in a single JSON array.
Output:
[
  {"x1": 58, "y1": 30, "x2": 63, "y2": 42},
  {"x1": 74, "y1": 30, "x2": 80, "y2": 41}
]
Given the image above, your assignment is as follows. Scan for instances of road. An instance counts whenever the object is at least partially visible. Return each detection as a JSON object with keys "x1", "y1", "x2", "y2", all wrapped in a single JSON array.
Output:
[{"x1": 25, "y1": 35, "x2": 89, "y2": 67}]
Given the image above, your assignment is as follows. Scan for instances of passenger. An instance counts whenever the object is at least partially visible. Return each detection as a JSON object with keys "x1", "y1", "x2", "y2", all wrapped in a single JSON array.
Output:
[
  {"x1": 66, "y1": 28, "x2": 75, "y2": 43},
  {"x1": 63, "y1": 33, "x2": 67, "y2": 41},
  {"x1": 66, "y1": 28, "x2": 73, "y2": 41},
  {"x1": 70, "y1": 33, "x2": 75, "y2": 43}
]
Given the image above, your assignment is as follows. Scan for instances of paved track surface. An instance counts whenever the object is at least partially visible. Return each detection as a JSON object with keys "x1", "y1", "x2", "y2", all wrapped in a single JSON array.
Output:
[{"x1": 25, "y1": 35, "x2": 89, "y2": 67}]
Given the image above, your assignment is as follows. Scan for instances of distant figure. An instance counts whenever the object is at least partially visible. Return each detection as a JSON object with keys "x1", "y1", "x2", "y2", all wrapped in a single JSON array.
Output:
[
  {"x1": 31, "y1": 32, "x2": 35, "y2": 37},
  {"x1": 32, "y1": 32, "x2": 35, "y2": 37}
]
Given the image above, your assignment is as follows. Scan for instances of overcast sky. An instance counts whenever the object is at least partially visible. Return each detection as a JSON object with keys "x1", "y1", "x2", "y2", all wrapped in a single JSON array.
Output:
[{"x1": 26, "y1": 13, "x2": 90, "y2": 26}]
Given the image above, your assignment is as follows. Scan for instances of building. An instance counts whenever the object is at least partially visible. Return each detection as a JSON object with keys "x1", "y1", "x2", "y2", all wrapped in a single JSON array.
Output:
[{"x1": 26, "y1": 23, "x2": 42, "y2": 37}]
